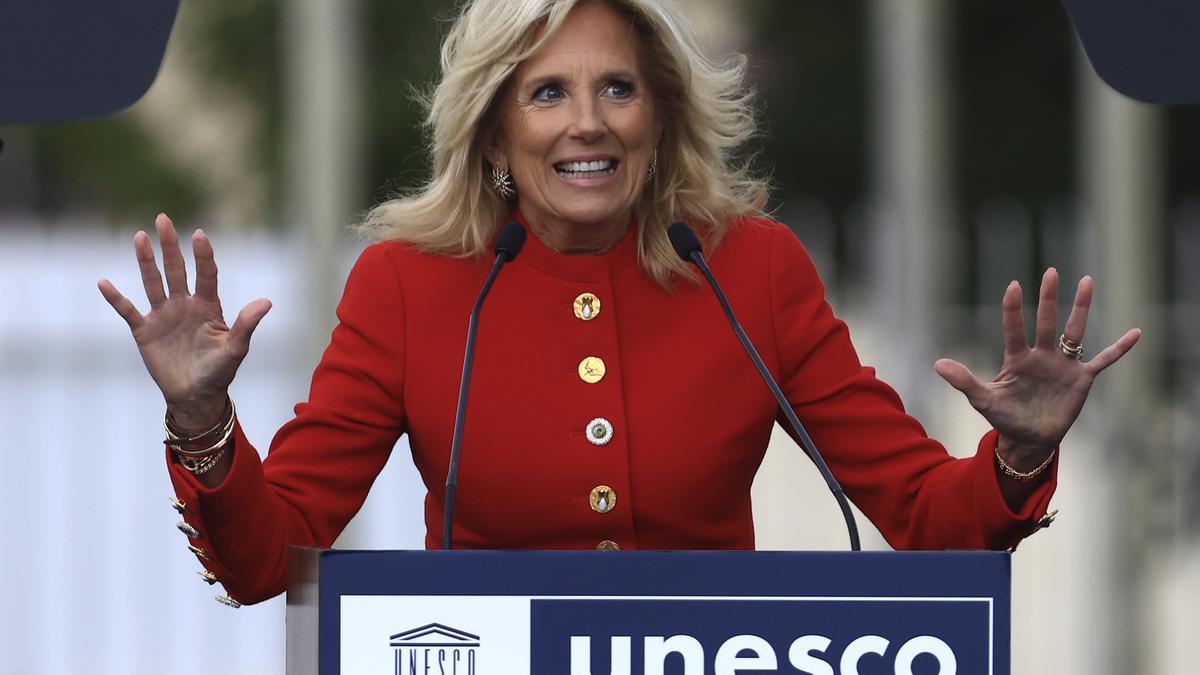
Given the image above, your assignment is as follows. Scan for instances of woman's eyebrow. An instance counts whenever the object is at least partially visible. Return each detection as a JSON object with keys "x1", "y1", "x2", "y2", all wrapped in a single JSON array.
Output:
[
  {"x1": 521, "y1": 73, "x2": 564, "y2": 91},
  {"x1": 519, "y1": 68, "x2": 640, "y2": 90},
  {"x1": 598, "y1": 69, "x2": 639, "y2": 82}
]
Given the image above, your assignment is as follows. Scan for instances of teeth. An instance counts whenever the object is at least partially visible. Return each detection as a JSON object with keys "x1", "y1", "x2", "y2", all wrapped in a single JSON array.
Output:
[{"x1": 556, "y1": 159, "x2": 614, "y2": 173}]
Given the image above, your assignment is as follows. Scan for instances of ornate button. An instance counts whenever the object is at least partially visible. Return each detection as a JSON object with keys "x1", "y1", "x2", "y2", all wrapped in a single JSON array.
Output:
[
  {"x1": 170, "y1": 496, "x2": 187, "y2": 514},
  {"x1": 578, "y1": 357, "x2": 606, "y2": 384},
  {"x1": 1037, "y1": 509, "x2": 1060, "y2": 530},
  {"x1": 176, "y1": 521, "x2": 200, "y2": 538},
  {"x1": 187, "y1": 544, "x2": 212, "y2": 561},
  {"x1": 586, "y1": 418, "x2": 614, "y2": 446},
  {"x1": 215, "y1": 594, "x2": 242, "y2": 609},
  {"x1": 198, "y1": 570, "x2": 218, "y2": 585},
  {"x1": 597, "y1": 540, "x2": 621, "y2": 551},
  {"x1": 589, "y1": 485, "x2": 616, "y2": 514},
  {"x1": 573, "y1": 293, "x2": 601, "y2": 321}
]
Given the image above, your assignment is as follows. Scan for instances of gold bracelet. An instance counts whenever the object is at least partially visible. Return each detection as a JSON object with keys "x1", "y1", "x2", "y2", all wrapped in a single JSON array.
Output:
[
  {"x1": 175, "y1": 421, "x2": 236, "y2": 463},
  {"x1": 166, "y1": 397, "x2": 231, "y2": 440},
  {"x1": 165, "y1": 399, "x2": 236, "y2": 457},
  {"x1": 995, "y1": 445, "x2": 1056, "y2": 482}
]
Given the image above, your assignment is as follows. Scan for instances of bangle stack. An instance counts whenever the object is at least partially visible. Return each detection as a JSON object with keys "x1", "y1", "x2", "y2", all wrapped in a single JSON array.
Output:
[
  {"x1": 995, "y1": 445, "x2": 1056, "y2": 482},
  {"x1": 165, "y1": 399, "x2": 236, "y2": 475}
]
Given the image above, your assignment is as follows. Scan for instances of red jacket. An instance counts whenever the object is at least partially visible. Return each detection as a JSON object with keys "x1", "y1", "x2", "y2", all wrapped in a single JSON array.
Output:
[{"x1": 167, "y1": 216, "x2": 1056, "y2": 604}]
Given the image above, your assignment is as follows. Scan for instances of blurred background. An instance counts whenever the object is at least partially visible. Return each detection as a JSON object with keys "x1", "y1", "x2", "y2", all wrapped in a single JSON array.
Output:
[{"x1": 1, "y1": 0, "x2": 1198, "y2": 672}]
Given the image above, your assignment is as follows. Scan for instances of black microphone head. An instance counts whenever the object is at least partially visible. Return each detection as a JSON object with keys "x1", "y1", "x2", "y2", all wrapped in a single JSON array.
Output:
[
  {"x1": 667, "y1": 221, "x2": 703, "y2": 261},
  {"x1": 494, "y1": 221, "x2": 527, "y2": 262}
]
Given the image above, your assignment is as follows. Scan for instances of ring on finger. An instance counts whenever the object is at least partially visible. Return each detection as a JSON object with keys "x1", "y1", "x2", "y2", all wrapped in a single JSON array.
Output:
[{"x1": 1058, "y1": 334, "x2": 1084, "y2": 359}]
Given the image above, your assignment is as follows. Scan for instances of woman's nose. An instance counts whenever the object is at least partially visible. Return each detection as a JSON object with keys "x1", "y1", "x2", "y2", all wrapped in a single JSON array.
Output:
[{"x1": 568, "y1": 97, "x2": 607, "y2": 142}]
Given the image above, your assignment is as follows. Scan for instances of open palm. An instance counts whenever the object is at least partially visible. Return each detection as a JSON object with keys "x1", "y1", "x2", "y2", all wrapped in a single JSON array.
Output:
[
  {"x1": 98, "y1": 214, "x2": 271, "y2": 427},
  {"x1": 935, "y1": 268, "x2": 1141, "y2": 453}
]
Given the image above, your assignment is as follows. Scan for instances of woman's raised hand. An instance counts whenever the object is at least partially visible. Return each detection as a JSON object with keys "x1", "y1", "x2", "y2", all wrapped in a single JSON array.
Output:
[
  {"x1": 933, "y1": 268, "x2": 1141, "y2": 468},
  {"x1": 98, "y1": 214, "x2": 272, "y2": 431}
]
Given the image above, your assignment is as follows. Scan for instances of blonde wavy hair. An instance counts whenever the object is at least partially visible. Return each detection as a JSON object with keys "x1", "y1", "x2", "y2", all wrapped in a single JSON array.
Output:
[{"x1": 359, "y1": 0, "x2": 769, "y2": 286}]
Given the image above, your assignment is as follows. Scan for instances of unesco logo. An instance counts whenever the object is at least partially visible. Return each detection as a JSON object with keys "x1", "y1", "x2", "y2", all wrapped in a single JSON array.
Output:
[
  {"x1": 570, "y1": 634, "x2": 957, "y2": 674},
  {"x1": 389, "y1": 623, "x2": 479, "y2": 675}
]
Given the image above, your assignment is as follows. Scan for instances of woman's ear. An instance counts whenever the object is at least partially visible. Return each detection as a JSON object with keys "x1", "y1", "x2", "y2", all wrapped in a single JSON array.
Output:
[
  {"x1": 484, "y1": 147, "x2": 506, "y2": 171},
  {"x1": 482, "y1": 126, "x2": 507, "y2": 170}
]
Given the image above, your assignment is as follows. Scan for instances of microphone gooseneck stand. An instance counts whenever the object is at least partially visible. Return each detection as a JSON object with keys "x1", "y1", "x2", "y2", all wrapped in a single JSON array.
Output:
[
  {"x1": 667, "y1": 221, "x2": 862, "y2": 551},
  {"x1": 443, "y1": 221, "x2": 526, "y2": 550}
]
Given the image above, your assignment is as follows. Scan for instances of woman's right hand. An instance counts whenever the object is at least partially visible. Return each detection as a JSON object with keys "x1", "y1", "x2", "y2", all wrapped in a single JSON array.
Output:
[{"x1": 98, "y1": 213, "x2": 272, "y2": 431}]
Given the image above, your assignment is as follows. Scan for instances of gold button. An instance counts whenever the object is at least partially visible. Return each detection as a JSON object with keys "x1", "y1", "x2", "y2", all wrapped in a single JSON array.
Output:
[
  {"x1": 589, "y1": 485, "x2": 616, "y2": 514},
  {"x1": 573, "y1": 293, "x2": 601, "y2": 321},
  {"x1": 170, "y1": 497, "x2": 187, "y2": 514},
  {"x1": 578, "y1": 356, "x2": 606, "y2": 384},
  {"x1": 597, "y1": 540, "x2": 621, "y2": 551},
  {"x1": 586, "y1": 417, "x2": 614, "y2": 446},
  {"x1": 198, "y1": 570, "x2": 218, "y2": 585},
  {"x1": 215, "y1": 594, "x2": 242, "y2": 609},
  {"x1": 187, "y1": 544, "x2": 212, "y2": 561},
  {"x1": 177, "y1": 521, "x2": 200, "y2": 538}
]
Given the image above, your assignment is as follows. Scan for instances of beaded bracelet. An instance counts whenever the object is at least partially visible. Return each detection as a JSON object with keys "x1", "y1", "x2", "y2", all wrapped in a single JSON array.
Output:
[
  {"x1": 180, "y1": 444, "x2": 228, "y2": 475},
  {"x1": 995, "y1": 446, "x2": 1056, "y2": 482}
]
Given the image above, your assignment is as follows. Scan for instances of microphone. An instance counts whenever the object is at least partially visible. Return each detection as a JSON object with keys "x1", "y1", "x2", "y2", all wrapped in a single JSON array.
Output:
[
  {"x1": 667, "y1": 221, "x2": 862, "y2": 551},
  {"x1": 443, "y1": 221, "x2": 527, "y2": 549}
]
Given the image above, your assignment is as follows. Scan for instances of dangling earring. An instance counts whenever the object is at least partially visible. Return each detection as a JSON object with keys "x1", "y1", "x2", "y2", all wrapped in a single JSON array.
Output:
[
  {"x1": 491, "y1": 164, "x2": 516, "y2": 201},
  {"x1": 645, "y1": 149, "x2": 658, "y2": 184}
]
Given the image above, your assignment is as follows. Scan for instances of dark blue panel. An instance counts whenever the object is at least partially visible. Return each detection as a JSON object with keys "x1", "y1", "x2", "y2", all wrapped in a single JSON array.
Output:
[
  {"x1": 0, "y1": 2, "x2": 180, "y2": 122},
  {"x1": 1062, "y1": 0, "x2": 1200, "y2": 104},
  {"x1": 312, "y1": 550, "x2": 1009, "y2": 674}
]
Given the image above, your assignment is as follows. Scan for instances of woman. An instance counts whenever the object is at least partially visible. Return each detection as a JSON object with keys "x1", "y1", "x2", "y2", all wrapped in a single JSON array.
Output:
[{"x1": 98, "y1": 0, "x2": 1139, "y2": 607}]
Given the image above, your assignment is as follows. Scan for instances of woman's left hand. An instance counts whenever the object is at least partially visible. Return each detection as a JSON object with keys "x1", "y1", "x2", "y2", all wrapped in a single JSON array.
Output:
[{"x1": 934, "y1": 268, "x2": 1141, "y2": 469}]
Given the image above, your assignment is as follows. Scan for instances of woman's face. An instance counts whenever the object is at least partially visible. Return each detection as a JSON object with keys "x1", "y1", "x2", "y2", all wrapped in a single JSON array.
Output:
[{"x1": 489, "y1": 1, "x2": 660, "y2": 239}]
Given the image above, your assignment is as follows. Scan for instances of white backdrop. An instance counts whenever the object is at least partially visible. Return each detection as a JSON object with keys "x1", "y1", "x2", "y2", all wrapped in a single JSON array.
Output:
[{"x1": 0, "y1": 224, "x2": 425, "y2": 674}]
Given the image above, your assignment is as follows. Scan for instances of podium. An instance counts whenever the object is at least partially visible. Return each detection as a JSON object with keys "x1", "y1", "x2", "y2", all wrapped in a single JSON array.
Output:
[{"x1": 287, "y1": 548, "x2": 1010, "y2": 674}]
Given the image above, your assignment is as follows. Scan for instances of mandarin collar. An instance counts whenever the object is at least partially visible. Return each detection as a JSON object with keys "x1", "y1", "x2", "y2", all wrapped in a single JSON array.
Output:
[{"x1": 508, "y1": 209, "x2": 639, "y2": 282}]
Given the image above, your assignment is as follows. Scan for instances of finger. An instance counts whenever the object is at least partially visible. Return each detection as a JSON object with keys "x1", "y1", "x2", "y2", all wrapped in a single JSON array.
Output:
[
  {"x1": 1034, "y1": 267, "x2": 1060, "y2": 349},
  {"x1": 227, "y1": 299, "x2": 273, "y2": 358},
  {"x1": 1062, "y1": 275, "x2": 1093, "y2": 344},
  {"x1": 934, "y1": 358, "x2": 992, "y2": 411},
  {"x1": 1086, "y1": 328, "x2": 1142, "y2": 374},
  {"x1": 155, "y1": 213, "x2": 190, "y2": 297},
  {"x1": 97, "y1": 279, "x2": 145, "y2": 331},
  {"x1": 193, "y1": 229, "x2": 219, "y2": 302},
  {"x1": 1001, "y1": 280, "x2": 1028, "y2": 356},
  {"x1": 134, "y1": 230, "x2": 167, "y2": 308}
]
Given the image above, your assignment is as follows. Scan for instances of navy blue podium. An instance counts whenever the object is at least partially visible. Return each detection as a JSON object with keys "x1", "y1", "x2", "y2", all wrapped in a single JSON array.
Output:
[{"x1": 287, "y1": 548, "x2": 1010, "y2": 674}]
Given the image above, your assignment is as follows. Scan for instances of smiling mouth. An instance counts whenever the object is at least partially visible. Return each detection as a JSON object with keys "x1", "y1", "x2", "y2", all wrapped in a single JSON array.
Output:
[{"x1": 554, "y1": 159, "x2": 619, "y2": 179}]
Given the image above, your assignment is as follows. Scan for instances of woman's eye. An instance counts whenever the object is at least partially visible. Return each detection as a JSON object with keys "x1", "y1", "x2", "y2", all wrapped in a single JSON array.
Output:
[
  {"x1": 532, "y1": 83, "x2": 564, "y2": 102},
  {"x1": 605, "y1": 80, "x2": 635, "y2": 99}
]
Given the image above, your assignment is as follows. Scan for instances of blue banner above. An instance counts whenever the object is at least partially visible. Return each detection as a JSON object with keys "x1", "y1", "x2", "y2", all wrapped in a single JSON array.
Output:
[
  {"x1": 0, "y1": 2, "x2": 180, "y2": 123},
  {"x1": 1062, "y1": 0, "x2": 1200, "y2": 104}
]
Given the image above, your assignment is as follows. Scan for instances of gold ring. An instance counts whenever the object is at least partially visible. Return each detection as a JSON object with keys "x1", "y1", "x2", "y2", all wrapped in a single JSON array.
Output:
[{"x1": 1058, "y1": 334, "x2": 1084, "y2": 359}]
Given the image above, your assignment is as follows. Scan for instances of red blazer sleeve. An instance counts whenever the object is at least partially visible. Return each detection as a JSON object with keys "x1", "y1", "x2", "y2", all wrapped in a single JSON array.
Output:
[
  {"x1": 768, "y1": 224, "x2": 1056, "y2": 550},
  {"x1": 165, "y1": 242, "x2": 407, "y2": 604}
]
